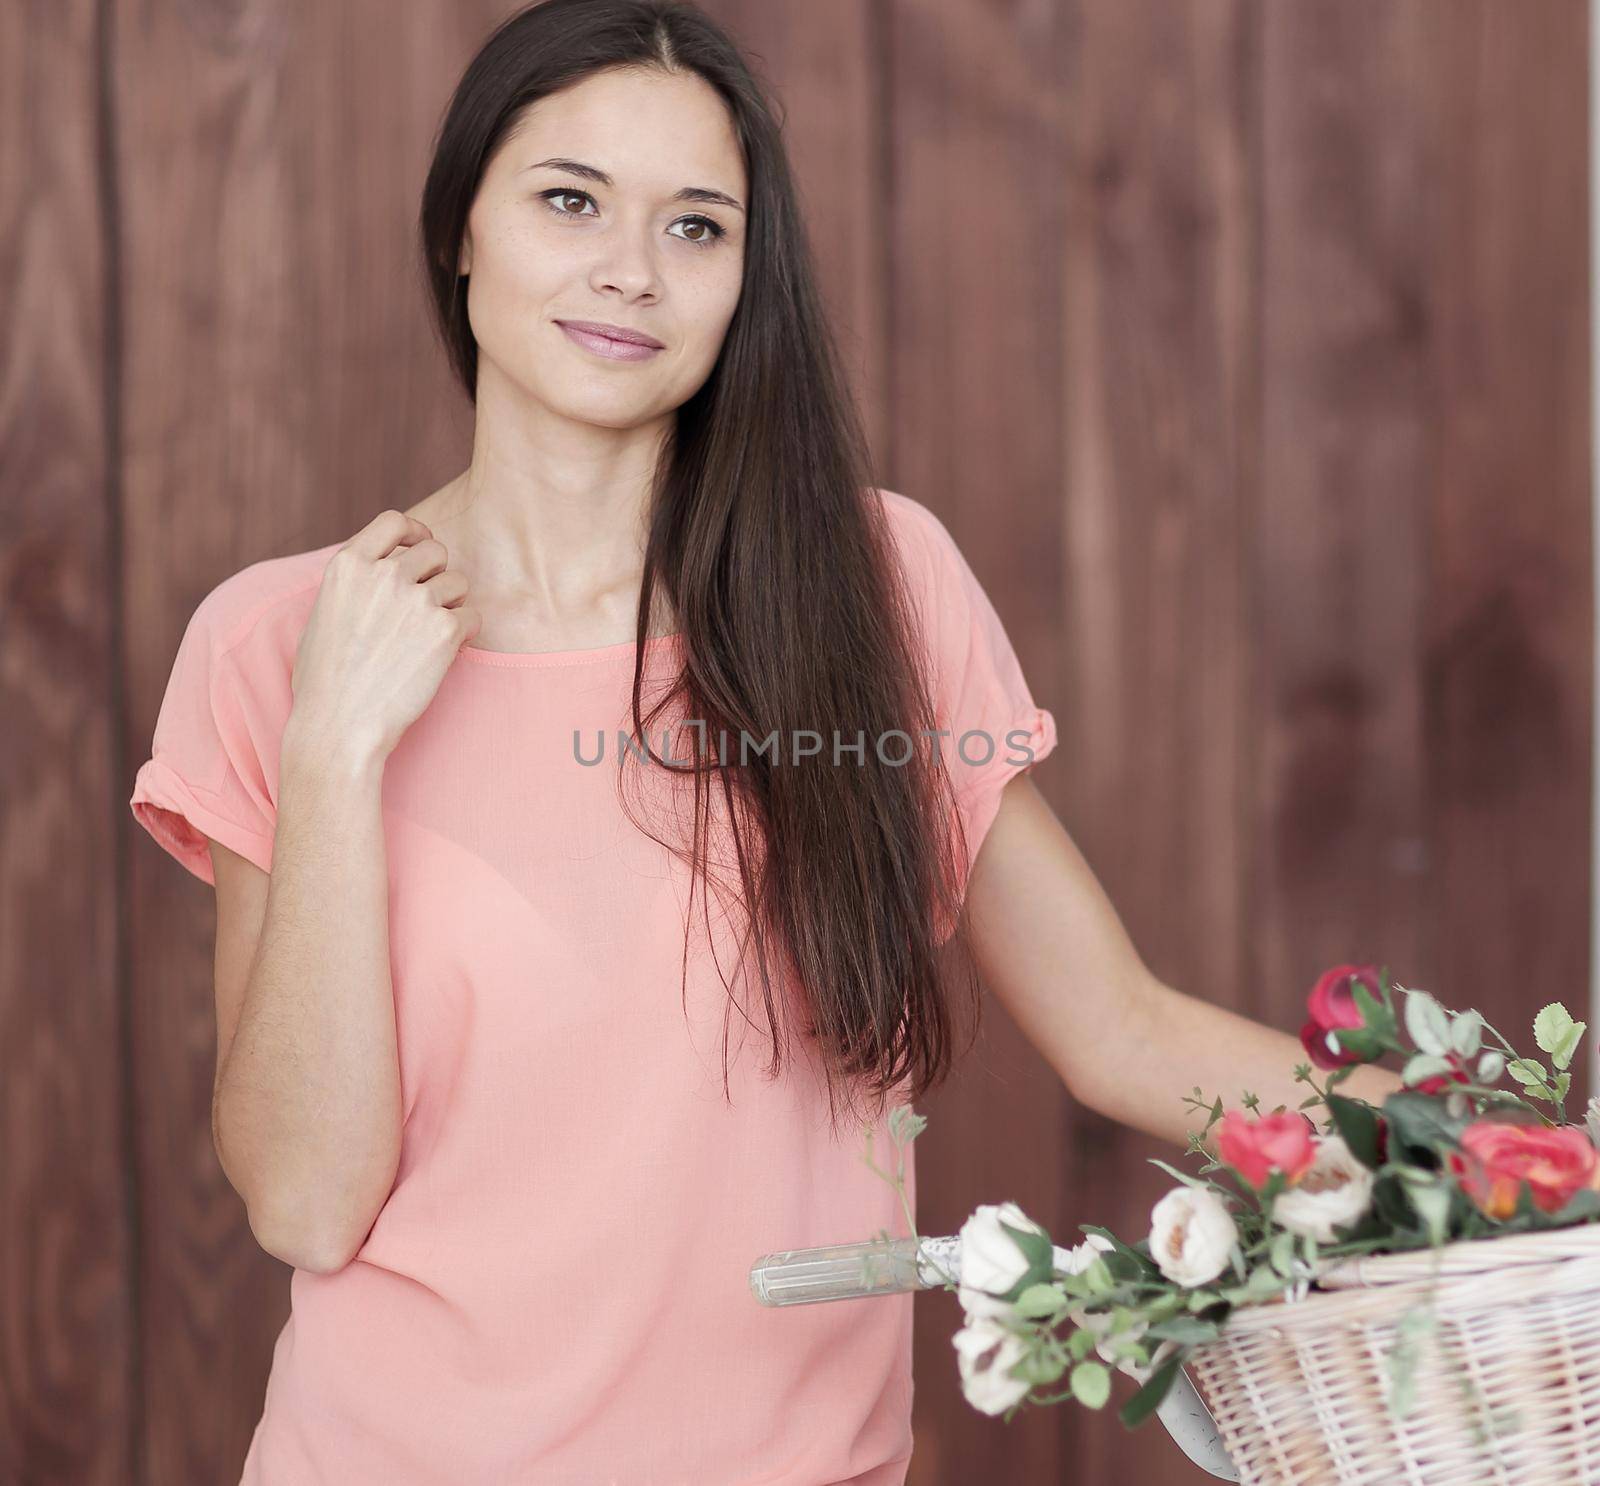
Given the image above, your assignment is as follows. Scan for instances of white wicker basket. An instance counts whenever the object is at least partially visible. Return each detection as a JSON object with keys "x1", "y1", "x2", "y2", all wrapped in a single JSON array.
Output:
[{"x1": 1179, "y1": 1223, "x2": 1600, "y2": 1485}]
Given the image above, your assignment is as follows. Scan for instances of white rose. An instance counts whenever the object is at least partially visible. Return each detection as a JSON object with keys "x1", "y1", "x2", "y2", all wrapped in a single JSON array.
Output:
[
  {"x1": 956, "y1": 1201, "x2": 1047, "y2": 1316},
  {"x1": 952, "y1": 1314, "x2": 1033, "y2": 1416},
  {"x1": 962, "y1": 1227, "x2": 1112, "y2": 1319},
  {"x1": 1148, "y1": 1186, "x2": 1238, "y2": 1288},
  {"x1": 1271, "y1": 1133, "x2": 1374, "y2": 1244},
  {"x1": 1059, "y1": 1232, "x2": 1115, "y2": 1275},
  {"x1": 958, "y1": 1283, "x2": 1015, "y2": 1320}
]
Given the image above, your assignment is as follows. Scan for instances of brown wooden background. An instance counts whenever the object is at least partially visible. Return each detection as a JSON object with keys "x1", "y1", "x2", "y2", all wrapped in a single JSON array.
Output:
[{"x1": 4, "y1": 1, "x2": 1591, "y2": 1482}]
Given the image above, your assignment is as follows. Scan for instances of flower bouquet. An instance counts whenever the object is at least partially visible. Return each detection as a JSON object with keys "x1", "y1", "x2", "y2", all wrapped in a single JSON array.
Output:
[{"x1": 858, "y1": 965, "x2": 1600, "y2": 1484}]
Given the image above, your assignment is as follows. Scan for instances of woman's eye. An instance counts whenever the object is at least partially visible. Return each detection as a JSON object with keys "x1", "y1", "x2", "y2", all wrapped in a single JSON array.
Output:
[
  {"x1": 669, "y1": 216, "x2": 726, "y2": 247},
  {"x1": 542, "y1": 188, "x2": 597, "y2": 219},
  {"x1": 538, "y1": 188, "x2": 727, "y2": 249}
]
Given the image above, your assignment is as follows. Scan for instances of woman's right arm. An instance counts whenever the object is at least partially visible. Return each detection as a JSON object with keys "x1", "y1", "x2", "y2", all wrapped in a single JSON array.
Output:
[
  {"x1": 207, "y1": 509, "x2": 479, "y2": 1273},
  {"x1": 210, "y1": 718, "x2": 396, "y2": 1275}
]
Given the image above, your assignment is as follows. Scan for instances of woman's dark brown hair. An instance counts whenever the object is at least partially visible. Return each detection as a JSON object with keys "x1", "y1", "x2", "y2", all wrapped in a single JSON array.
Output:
[{"x1": 418, "y1": 0, "x2": 986, "y2": 1138}]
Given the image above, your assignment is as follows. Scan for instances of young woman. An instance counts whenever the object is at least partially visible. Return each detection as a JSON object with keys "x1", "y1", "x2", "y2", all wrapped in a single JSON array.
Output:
[{"x1": 130, "y1": 3, "x2": 1400, "y2": 1482}]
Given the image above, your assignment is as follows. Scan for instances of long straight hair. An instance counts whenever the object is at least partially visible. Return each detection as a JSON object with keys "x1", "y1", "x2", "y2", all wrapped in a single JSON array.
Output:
[{"x1": 418, "y1": 0, "x2": 985, "y2": 1138}]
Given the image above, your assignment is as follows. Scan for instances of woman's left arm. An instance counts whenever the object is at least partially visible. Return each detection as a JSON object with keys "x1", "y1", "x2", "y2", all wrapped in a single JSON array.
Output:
[{"x1": 961, "y1": 774, "x2": 1404, "y2": 1157}]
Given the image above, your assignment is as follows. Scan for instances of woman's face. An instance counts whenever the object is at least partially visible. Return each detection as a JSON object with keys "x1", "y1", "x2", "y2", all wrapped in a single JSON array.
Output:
[{"x1": 458, "y1": 67, "x2": 747, "y2": 427}]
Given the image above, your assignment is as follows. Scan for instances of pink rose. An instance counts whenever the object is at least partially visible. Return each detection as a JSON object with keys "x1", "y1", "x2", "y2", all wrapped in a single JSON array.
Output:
[
  {"x1": 1447, "y1": 1120, "x2": 1600, "y2": 1219},
  {"x1": 1299, "y1": 963, "x2": 1384, "y2": 1070},
  {"x1": 1216, "y1": 1108, "x2": 1319, "y2": 1189}
]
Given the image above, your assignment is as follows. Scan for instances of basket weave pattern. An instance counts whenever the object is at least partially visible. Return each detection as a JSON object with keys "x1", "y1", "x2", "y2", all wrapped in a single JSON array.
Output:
[{"x1": 1181, "y1": 1225, "x2": 1600, "y2": 1485}]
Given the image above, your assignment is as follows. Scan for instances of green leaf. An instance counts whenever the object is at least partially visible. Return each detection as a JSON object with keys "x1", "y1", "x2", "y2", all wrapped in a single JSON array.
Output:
[
  {"x1": 1268, "y1": 1229, "x2": 1297, "y2": 1279},
  {"x1": 1399, "y1": 1173, "x2": 1452, "y2": 1247},
  {"x1": 1377, "y1": 967, "x2": 1396, "y2": 1014},
  {"x1": 1371, "y1": 1173, "x2": 1424, "y2": 1235},
  {"x1": 1102, "y1": 1329, "x2": 1150, "y2": 1361},
  {"x1": 1013, "y1": 1348, "x2": 1066, "y2": 1386},
  {"x1": 1352, "y1": 981, "x2": 1395, "y2": 1039},
  {"x1": 1143, "y1": 1316, "x2": 1222, "y2": 1345},
  {"x1": 1068, "y1": 1325, "x2": 1101, "y2": 1361},
  {"x1": 1221, "y1": 1264, "x2": 1289, "y2": 1304},
  {"x1": 998, "y1": 1218, "x2": 1055, "y2": 1268},
  {"x1": 997, "y1": 1219, "x2": 1056, "y2": 1296},
  {"x1": 1547, "y1": 1186, "x2": 1600, "y2": 1224},
  {"x1": 888, "y1": 1106, "x2": 927, "y2": 1145},
  {"x1": 1118, "y1": 1348, "x2": 1188, "y2": 1429},
  {"x1": 1080, "y1": 1257, "x2": 1116, "y2": 1296},
  {"x1": 1554, "y1": 1025, "x2": 1586, "y2": 1072},
  {"x1": 1078, "y1": 1225, "x2": 1161, "y2": 1281},
  {"x1": 1404, "y1": 990, "x2": 1452, "y2": 1056},
  {"x1": 1382, "y1": 1091, "x2": 1469, "y2": 1161},
  {"x1": 1475, "y1": 1050, "x2": 1506, "y2": 1084},
  {"x1": 1533, "y1": 1003, "x2": 1576, "y2": 1061},
  {"x1": 1071, "y1": 1360, "x2": 1112, "y2": 1409},
  {"x1": 1403, "y1": 1053, "x2": 1457, "y2": 1085},
  {"x1": 1528, "y1": 1002, "x2": 1585, "y2": 1073},
  {"x1": 1330, "y1": 1024, "x2": 1386, "y2": 1061},
  {"x1": 1142, "y1": 1291, "x2": 1187, "y2": 1323},
  {"x1": 1013, "y1": 1282, "x2": 1067, "y2": 1319},
  {"x1": 1507, "y1": 1057, "x2": 1550, "y2": 1089},
  {"x1": 1057, "y1": 1269, "x2": 1092, "y2": 1300},
  {"x1": 1326, "y1": 1092, "x2": 1384, "y2": 1170},
  {"x1": 1257, "y1": 1169, "x2": 1289, "y2": 1209},
  {"x1": 1449, "y1": 1012, "x2": 1484, "y2": 1059},
  {"x1": 1385, "y1": 1302, "x2": 1437, "y2": 1418},
  {"x1": 1146, "y1": 1158, "x2": 1235, "y2": 1197}
]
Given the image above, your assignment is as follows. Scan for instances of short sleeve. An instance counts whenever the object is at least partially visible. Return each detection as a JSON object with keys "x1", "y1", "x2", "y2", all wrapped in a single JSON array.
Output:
[
  {"x1": 129, "y1": 593, "x2": 281, "y2": 886},
  {"x1": 892, "y1": 495, "x2": 1059, "y2": 884}
]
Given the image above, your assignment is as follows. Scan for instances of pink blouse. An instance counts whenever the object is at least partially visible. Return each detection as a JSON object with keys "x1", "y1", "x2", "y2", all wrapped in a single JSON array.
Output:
[{"x1": 129, "y1": 487, "x2": 1058, "y2": 1485}]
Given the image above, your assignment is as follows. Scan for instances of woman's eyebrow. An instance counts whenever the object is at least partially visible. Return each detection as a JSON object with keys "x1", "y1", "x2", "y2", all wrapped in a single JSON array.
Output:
[{"x1": 524, "y1": 156, "x2": 745, "y2": 214}]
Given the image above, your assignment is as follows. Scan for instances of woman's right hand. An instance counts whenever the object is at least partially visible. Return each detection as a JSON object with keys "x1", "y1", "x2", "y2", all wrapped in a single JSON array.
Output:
[{"x1": 288, "y1": 509, "x2": 482, "y2": 763}]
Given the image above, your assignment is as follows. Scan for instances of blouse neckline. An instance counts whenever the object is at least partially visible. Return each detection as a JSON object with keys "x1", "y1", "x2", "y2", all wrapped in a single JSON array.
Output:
[{"x1": 453, "y1": 632, "x2": 685, "y2": 669}]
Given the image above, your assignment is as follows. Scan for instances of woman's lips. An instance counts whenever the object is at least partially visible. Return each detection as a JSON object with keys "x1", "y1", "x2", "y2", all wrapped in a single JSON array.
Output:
[{"x1": 556, "y1": 322, "x2": 664, "y2": 362}]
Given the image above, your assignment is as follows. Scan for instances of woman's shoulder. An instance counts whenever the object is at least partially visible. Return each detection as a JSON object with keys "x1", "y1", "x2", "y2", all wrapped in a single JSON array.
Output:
[
  {"x1": 187, "y1": 536, "x2": 345, "y2": 663},
  {"x1": 873, "y1": 485, "x2": 939, "y2": 540},
  {"x1": 870, "y1": 486, "x2": 970, "y2": 604}
]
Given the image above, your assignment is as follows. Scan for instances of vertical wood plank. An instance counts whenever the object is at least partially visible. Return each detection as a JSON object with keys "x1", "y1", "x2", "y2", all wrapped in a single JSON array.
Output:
[
  {"x1": 1419, "y1": 1, "x2": 1592, "y2": 1097},
  {"x1": 1254, "y1": 3, "x2": 1432, "y2": 1029},
  {"x1": 0, "y1": 2, "x2": 132, "y2": 1482},
  {"x1": 1058, "y1": 3, "x2": 1257, "y2": 1483}
]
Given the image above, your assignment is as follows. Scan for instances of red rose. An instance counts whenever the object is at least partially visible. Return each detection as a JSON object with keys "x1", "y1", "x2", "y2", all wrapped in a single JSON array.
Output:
[
  {"x1": 1300, "y1": 963, "x2": 1384, "y2": 1070},
  {"x1": 1447, "y1": 1120, "x2": 1600, "y2": 1220},
  {"x1": 1415, "y1": 1050, "x2": 1472, "y2": 1096},
  {"x1": 1216, "y1": 1108, "x2": 1319, "y2": 1189}
]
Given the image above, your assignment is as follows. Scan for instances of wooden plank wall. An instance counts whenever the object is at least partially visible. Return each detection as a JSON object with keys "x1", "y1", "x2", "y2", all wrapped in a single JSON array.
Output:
[{"x1": 2, "y1": 1, "x2": 1588, "y2": 1482}]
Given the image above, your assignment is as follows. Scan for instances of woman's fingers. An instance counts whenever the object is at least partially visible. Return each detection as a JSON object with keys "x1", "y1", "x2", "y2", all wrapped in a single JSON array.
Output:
[
  {"x1": 344, "y1": 508, "x2": 434, "y2": 562},
  {"x1": 421, "y1": 568, "x2": 471, "y2": 608},
  {"x1": 388, "y1": 538, "x2": 450, "y2": 584}
]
